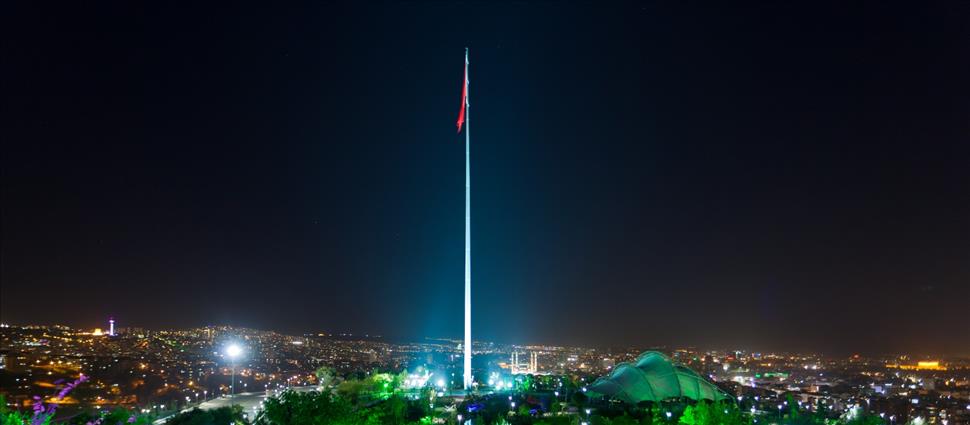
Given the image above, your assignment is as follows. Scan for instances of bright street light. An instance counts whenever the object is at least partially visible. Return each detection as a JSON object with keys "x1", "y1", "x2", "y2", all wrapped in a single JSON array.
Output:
[
  {"x1": 226, "y1": 344, "x2": 243, "y2": 358},
  {"x1": 225, "y1": 343, "x2": 244, "y2": 397}
]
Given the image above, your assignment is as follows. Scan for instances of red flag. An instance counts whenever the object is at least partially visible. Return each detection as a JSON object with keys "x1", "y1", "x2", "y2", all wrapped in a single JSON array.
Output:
[{"x1": 456, "y1": 60, "x2": 467, "y2": 133}]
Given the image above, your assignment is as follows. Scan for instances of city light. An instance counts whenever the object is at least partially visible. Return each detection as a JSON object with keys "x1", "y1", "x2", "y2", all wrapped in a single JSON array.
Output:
[
  {"x1": 226, "y1": 344, "x2": 243, "y2": 359},
  {"x1": 1, "y1": 324, "x2": 966, "y2": 425},
  {"x1": 225, "y1": 343, "x2": 243, "y2": 397}
]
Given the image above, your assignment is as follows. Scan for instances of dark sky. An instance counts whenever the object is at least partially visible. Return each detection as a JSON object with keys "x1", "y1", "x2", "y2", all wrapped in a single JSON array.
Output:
[{"x1": 2, "y1": 1, "x2": 968, "y2": 356}]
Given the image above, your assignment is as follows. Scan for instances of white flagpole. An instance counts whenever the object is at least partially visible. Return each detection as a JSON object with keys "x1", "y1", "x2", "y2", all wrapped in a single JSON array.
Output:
[{"x1": 463, "y1": 47, "x2": 472, "y2": 391}]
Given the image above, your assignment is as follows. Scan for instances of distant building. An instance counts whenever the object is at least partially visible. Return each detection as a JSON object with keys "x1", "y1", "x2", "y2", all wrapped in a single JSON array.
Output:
[
  {"x1": 510, "y1": 351, "x2": 539, "y2": 374},
  {"x1": 602, "y1": 357, "x2": 616, "y2": 370},
  {"x1": 887, "y1": 360, "x2": 947, "y2": 371}
]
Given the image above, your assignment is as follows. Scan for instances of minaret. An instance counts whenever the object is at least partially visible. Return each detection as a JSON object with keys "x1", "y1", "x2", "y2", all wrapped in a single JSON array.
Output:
[
  {"x1": 511, "y1": 352, "x2": 518, "y2": 374},
  {"x1": 108, "y1": 317, "x2": 115, "y2": 337}
]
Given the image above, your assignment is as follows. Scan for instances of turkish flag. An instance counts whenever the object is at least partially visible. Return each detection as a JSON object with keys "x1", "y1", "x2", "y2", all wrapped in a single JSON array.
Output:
[{"x1": 456, "y1": 63, "x2": 467, "y2": 133}]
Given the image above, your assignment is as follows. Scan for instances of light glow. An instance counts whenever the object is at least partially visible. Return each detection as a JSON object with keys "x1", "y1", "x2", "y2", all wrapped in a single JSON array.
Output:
[{"x1": 226, "y1": 344, "x2": 243, "y2": 358}]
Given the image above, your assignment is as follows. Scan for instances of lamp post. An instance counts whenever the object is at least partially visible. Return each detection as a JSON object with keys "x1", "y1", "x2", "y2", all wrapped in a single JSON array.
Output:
[{"x1": 226, "y1": 344, "x2": 242, "y2": 397}]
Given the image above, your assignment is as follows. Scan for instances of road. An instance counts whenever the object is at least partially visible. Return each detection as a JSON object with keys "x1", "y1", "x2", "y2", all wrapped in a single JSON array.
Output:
[{"x1": 154, "y1": 386, "x2": 319, "y2": 424}]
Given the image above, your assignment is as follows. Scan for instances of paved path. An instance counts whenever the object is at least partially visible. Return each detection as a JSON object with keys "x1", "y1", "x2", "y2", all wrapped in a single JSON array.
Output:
[{"x1": 154, "y1": 386, "x2": 319, "y2": 424}]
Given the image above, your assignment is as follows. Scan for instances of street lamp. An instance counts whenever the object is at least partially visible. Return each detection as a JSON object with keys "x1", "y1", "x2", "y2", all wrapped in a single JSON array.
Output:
[{"x1": 226, "y1": 343, "x2": 243, "y2": 397}]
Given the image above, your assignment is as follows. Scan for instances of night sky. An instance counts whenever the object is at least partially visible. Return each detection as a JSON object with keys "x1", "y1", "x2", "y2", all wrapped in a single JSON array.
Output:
[{"x1": 2, "y1": 1, "x2": 968, "y2": 356}]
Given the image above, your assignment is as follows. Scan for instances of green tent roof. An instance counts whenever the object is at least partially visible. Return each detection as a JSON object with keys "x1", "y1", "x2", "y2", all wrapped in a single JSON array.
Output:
[{"x1": 587, "y1": 351, "x2": 731, "y2": 403}]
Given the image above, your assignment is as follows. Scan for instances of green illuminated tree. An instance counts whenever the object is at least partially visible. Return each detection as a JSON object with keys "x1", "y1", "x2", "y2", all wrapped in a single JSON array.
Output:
[
  {"x1": 255, "y1": 390, "x2": 356, "y2": 425},
  {"x1": 611, "y1": 414, "x2": 638, "y2": 425},
  {"x1": 167, "y1": 406, "x2": 245, "y2": 425},
  {"x1": 380, "y1": 395, "x2": 408, "y2": 425},
  {"x1": 570, "y1": 391, "x2": 588, "y2": 408},
  {"x1": 0, "y1": 395, "x2": 32, "y2": 425},
  {"x1": 678, "y1": 405, "x2": 700, "y2": 425},
  {"x1": 315, "y1": 366, "x2": 337, "y2": 388},
  {"x1": 649, "y1": 405, "x2": 671, "y2": 425},
  {"x1": 337, "y1": 379, "x2": 370, "y2": 405}
]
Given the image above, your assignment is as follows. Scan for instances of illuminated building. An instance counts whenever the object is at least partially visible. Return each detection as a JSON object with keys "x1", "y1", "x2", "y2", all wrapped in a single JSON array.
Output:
[
  {"x1": 587, "y1": 351, "x2": 731, "y2": 403},
  {"x1": 887, "y1": 361, "x2": 947, "y2": 371},
  {"x1": 915, "y1": 361, "x2": 945, "y2": 371},
  {"x1": 510, "y1": 351, "x2": 538, "y2": 374}
]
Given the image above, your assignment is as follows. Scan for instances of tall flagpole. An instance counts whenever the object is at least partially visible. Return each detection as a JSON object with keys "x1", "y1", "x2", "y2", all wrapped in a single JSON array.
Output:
[{"x1": 462, "y1": 47, "x2": 473, "y2": 391}]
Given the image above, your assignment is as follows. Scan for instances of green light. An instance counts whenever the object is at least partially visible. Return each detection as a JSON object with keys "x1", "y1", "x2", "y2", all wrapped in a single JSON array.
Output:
[{"x1": 586, "y1": 351, "x2": 731, "y2": 404}]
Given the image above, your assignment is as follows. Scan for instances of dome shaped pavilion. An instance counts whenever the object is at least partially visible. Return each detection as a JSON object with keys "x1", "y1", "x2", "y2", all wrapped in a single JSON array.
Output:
[{"x1": 586, "y1": 351, "x2": 731, "y2": 404}]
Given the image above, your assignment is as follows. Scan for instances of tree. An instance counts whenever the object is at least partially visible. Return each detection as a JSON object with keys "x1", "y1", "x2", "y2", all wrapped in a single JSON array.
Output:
[
  {"x1": 612, "y1": 414, "x2": 639, "y2": 425},
  {"x1": 379, "y1": 395, "x2": 408, "y2": 425},
  {"x1": 649, "y1": 406, "x2": 670, "y2": 425},
  {"x1": 315, "y1": 366, "x2": 337, "y2": 388},
  {"x1": 590, "y1": 415, "x2": 613, "y2": 425},
  {"x1": 0, "y1": 395, "x2": 32, "y2": 425},
  {"x1": 678, "y1": 405, "x2": 699, "y2": 425},
  {"x1": 570, "y1": 392, "x2": 588, "y2": 408},
  {"x1": 337, "y1": 379, "x2": 371, "y2": 405},
  {"x1": 255, "y1": 390, "x2": 357, "y2": 425},
  {"x1": 167, "y1": 406, "x2": 245, "y2": 425},
  {"x1": 98, "y1": 407, "x2": 152, "y2": 425}
]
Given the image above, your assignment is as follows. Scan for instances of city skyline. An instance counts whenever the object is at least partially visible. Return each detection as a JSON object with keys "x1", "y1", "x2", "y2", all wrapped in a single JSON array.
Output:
[
  {"x1": 3, "y1": 1, "x2": 969, "y2": 357},
  {"x1": 3, "y1": 320, "x2": 966, "y2": 424},
  {"x1": 2, "y1": 321, "x2": 967, "y2": 367},
  {"x1": 0, "y1": 319, "x2": 964, "y2": 359}
]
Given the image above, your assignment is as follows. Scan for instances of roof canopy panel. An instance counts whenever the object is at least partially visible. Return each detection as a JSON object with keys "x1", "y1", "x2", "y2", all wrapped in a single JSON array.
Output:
[{"x1": 587, "y1": 351, "x2": 730, "y2": 403}]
